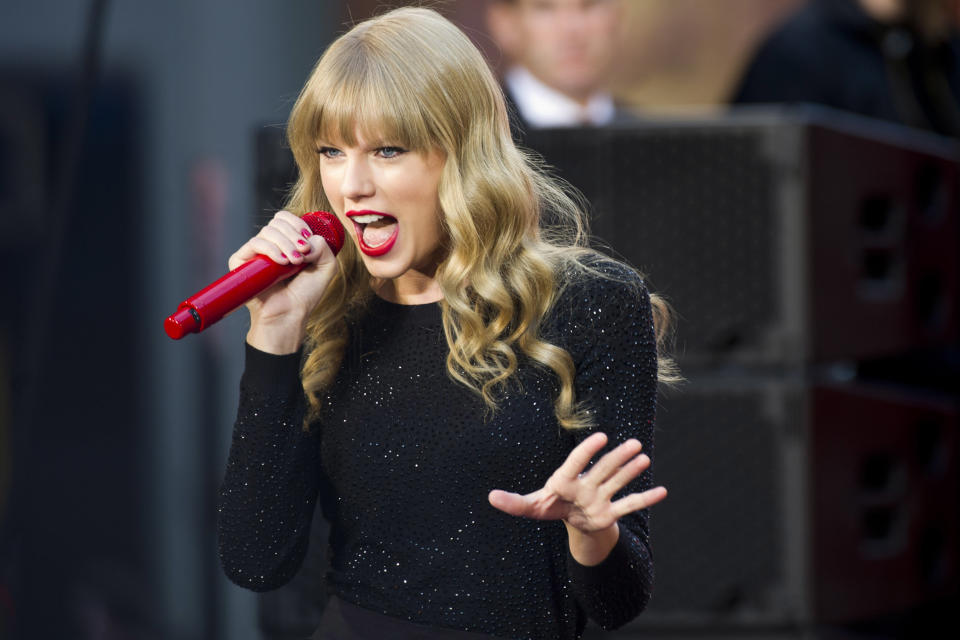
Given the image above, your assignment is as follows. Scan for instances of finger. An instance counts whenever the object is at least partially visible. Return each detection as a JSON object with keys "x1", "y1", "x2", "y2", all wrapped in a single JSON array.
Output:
[
  {"x1": 610, "y1": 486, "x2": 668, "y2": 518},
  {"x1": 599, "y1": 453, "x2": 651, "y2": 499},
  {"x1": 257, "y1": 210, "x2": 317, "y2": 262},
  {"x1": 271, "y1": 212, "x2": 316, "y2": 249},
  {"x1": 488, "y1": 489, "x2": 532, "y2": 517},
  {"x1": 275, "y1": 210, "x2": 324, "y2": 252},
  {"x1": 275, "y1": 209, "x2": 310, "y2": 233},
  {"x1": 258, "y1": 226, "x2": 304, "y2": 264},
  {"x1": 556, "y1": 432, "x2": 608, "y2": 481},
  {"x1": 583, "y1": 438, "x2": 642, "y2": 486},
  {"x1": 285, "y1": 222, "x2": 336, "y2": 264},
  {"x1": 301, "y1": 233, "x2": 334, "y2": 265},
  {"x1": 228, "y1": 243, "x2": 260, "y2": 271},
  {"x1": 228, "y1": 211, "x2": 306, "y2": 270},
  {"x1": 229, "y1": 235, "x2": 290, "y2": 270},
  {"x1": 243, "y1": 235, "x2": 291, "y2": 266}
]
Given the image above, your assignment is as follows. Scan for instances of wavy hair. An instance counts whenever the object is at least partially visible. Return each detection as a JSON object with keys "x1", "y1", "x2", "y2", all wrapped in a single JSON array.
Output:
[{"x1": 285, "y1": 7, "x2": 677, "y2": 429}]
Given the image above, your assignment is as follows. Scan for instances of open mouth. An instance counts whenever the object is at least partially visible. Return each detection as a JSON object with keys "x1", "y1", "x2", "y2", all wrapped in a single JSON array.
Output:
[{"x1": 346, "y1": 210, "x2": 399, "y2": 256}]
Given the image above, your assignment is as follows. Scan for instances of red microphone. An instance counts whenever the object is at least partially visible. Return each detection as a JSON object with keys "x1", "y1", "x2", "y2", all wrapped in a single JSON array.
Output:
[{"x1": 164, "y1": 211, "x2": 345, "y2": 340}]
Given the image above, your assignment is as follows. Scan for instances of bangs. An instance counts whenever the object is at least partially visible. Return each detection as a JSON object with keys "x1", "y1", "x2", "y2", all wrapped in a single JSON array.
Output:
[{"x1": 297, "y1": 37, "x2": 436, "y2": 152}]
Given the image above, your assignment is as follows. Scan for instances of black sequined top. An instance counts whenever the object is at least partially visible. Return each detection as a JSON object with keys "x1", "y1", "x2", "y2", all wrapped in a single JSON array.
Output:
[{"x1": 218, "y1": 266, "x2": 659, "y2": 640}]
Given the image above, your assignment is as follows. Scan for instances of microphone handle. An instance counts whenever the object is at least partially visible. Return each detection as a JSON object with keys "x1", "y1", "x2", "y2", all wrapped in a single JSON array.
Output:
[
  {"x1": 165, "y1": 256, "x2": 300, "y2": 339},
  {"x1": 164, "y1": 211, "x2": 345, "y2": 340}
]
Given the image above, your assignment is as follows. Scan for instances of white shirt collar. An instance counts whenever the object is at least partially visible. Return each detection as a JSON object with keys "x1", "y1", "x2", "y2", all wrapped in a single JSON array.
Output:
[{"x1": 504, "y1": 65, "x2": 616, "y2": 128}]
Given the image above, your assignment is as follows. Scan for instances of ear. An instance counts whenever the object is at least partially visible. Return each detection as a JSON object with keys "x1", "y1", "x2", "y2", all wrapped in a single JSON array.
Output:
[{"x1": 486, "y1": 1, "x2": 523, "y2": 61}]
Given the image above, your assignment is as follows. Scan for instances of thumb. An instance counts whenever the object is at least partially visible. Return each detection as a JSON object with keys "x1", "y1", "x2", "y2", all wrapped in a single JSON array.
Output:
[{"x1": 488, "y1": 489, "x2": 531, "y2": 516}]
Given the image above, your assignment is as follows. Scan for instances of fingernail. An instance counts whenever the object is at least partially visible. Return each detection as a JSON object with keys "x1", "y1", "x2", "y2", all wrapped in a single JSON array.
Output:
[
  {"x1": 280, "y1": 252, "x2": 288, "y2": 259},
  {"x1": 291, "y1": 251, "x2": 302, "y2": 259},
  {"x1": 297, "y1": 239, "x2": 308, "y2": 246},
  {"x1": 301, "y1": 229, "x2": 312, "y2": 239}
]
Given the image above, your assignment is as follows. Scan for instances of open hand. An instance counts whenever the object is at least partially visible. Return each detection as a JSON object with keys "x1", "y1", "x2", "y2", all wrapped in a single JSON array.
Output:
[{"x1": 488, "y1": 432, "x2": 667, "y2": 534}]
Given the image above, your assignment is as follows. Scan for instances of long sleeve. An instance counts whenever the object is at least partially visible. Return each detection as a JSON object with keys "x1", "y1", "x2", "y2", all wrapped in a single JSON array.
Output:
[
  {"x1": 217, "y1": 343, "x2": 320, "y2": 592},
  {"x1": 558, "y1": 268, "x2": 660, "y2": 629}
]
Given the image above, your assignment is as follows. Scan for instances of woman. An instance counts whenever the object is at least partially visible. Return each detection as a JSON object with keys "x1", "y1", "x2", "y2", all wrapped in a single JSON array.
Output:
[{"x1": 218, "y1": 7, "x2": 674, "y2": 639}]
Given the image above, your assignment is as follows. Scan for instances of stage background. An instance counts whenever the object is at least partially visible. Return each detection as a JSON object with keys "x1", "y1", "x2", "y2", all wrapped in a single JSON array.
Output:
[{"x1": 1, "y1": 1, "x2": 957, "y2": 639}]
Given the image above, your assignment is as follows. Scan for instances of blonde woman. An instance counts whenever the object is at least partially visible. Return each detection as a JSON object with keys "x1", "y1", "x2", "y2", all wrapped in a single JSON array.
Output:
[{"x1": 218, "y1": 7, "x2": 672, "y2": 639}]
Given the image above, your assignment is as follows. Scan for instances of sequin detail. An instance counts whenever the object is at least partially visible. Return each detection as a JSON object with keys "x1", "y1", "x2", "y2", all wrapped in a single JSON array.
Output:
[{"x1": 218, "y1": 264, "x2": 659, "y2": 639}]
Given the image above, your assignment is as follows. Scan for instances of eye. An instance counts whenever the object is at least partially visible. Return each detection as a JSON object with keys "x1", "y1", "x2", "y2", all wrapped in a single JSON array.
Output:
[
  {"x1": 377, "y1": 146, "x2": 406, "y2": 159},
  {"x1": 317, "y1": 146, "x2": 343, "y2": 159}
]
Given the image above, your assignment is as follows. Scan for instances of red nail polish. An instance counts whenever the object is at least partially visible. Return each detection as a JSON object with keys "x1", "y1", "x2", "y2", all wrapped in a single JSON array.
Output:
[
  {"x1": 301, "y1": 229, "x2": 312, "y2": 239},
  {"x1": 291, "y1": 251, "x2": 302, "y2": 259},
  {"x1": 297, "y1": 239, "x2": 308, "y2": 246},
  {"x1": 280, "y1": 252, "x2": 288, "y2": 260}
]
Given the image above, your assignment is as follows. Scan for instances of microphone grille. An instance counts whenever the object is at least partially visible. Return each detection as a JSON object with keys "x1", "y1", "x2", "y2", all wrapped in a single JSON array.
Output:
[{"x1": 302, "y1": 211, "x2": 346, "y2": 256}]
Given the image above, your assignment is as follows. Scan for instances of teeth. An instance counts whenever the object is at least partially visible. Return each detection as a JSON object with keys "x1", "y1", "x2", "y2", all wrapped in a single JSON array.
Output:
[{"x1": 351, "y1": 214, "x2": 384, "y2": 224}]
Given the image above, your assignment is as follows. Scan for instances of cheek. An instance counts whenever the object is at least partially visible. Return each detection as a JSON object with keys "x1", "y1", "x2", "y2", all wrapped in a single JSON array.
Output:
[
  {"x1": 427, "y1": 208, "x2": 444, "y2": 242},
  {"x1": 521, "y1": 21, "x2": 556, "y2": 54},
  {"x1": 319, "y1": 169, "x2": 340, "y2": 205},
  {"x1": 411, "y1": 195, "x2": 444, "y2": 240},
  {"x1": 588, "y1": 17, "x2": 618, "y2": 46},
  {"x1": 532, "y1": 31, "x2": 562, "y2": 57},
  {"x1": 426, "y1": 177, "x2": 445, "y2": 238}
]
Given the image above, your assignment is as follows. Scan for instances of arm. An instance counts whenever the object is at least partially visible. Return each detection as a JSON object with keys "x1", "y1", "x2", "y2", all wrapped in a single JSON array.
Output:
[
  {"x1": 565, "y1": 275, "x2": 661, "y2": 628},
  {"x1": 217, "y1": 343, "x2": 320, "y2": 591},
  {"x1": 489, "y1": 269, "x2": 663, "y2": 628},
  {"x1": 217, "y1": 210, "x2": 339, "y2": 590}
]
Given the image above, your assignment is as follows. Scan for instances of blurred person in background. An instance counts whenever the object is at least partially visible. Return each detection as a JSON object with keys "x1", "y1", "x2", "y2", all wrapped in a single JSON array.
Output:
[
  {"x1": 732, "y1": 0, "x2": 960, "y2": 137},
  {"x1": 485, "y1": 0, "x2": 637, "y2": 134}
]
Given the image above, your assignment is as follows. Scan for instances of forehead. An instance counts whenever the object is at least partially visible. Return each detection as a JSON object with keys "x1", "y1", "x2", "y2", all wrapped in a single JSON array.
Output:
[
  {"x1": 518, "y1": 0, "x2": 616, "y2": 9},
  {"x1": 312, "y1": 81, "x2": 430, "y2": 151}
]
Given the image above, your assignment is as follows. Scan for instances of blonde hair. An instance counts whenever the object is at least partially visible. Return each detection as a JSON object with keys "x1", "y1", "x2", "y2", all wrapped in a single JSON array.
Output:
[{"x1": 285, "y1": 7, "x2": 676, "y2": 429}]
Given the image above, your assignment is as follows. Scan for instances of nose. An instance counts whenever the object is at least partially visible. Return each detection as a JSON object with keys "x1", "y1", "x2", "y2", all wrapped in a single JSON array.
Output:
[{"x1": 340, "y1": 155, "x2": 375, "y2": 202}]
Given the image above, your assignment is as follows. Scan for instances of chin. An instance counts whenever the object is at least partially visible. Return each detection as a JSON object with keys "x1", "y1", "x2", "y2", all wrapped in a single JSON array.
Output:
[{"x1": 360, "y1": 258, "x2": 407, "y2": 281}]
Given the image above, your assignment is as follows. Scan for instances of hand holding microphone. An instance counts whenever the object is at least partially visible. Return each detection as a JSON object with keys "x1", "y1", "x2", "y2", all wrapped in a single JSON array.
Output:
[{"x1": 165, "y1": 211, "x2": 345, "y2": 350}]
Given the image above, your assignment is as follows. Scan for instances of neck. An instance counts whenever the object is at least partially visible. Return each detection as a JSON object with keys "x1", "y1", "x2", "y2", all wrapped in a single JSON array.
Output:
[
  {"x1": 569, "y1": 92, "x2": 595, "y2": 109},
  {"x1": 375, "y1": 272, "x2": 443, "y2": 305},
  {"x1": 532, "y1": 72, "x2": 599, "y2": 107}
]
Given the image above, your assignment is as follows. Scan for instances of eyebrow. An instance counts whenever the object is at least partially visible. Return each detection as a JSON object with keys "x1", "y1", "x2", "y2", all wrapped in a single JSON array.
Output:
[{"x1": 317, "y1": 136, "x2": 404, "y2": 150}]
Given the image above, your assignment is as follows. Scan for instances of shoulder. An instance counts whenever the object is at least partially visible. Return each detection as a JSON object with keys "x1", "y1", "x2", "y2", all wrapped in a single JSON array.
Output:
[
  {"x1": 750, "y1": 0, "x2": 874, "y2": 65},
  {"x1": 734, "y1": 1, "x2": 847, "y2": 101},
  {"x1": 547, "y1": 257, "x2": 653, "y2": 340},
  {"x1": 758, "y1": 1, "x2": 841, "y2": 51},
  {"x1": 559, "y1": 256, "x2": 649, "y2": 301}
]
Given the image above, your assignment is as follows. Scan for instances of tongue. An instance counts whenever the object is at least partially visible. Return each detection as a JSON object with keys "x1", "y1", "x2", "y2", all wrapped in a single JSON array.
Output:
[{"x1": 363, "y1": 220, "x2": 396, "y2": 247}]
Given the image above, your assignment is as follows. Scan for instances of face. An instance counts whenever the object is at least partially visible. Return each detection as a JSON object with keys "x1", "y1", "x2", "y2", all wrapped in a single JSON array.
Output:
[
  {"x1": 492, "y1": 0, "x2": 623, "y2": 102},
  {"x1": 318, "y1": 128, "x2": 447, "y2": 299}
]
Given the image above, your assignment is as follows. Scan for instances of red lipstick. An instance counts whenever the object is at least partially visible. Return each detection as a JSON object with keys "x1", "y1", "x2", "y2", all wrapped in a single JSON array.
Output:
[{"x1": 346, "y1": 210, "x2": 399, "y2": 256}]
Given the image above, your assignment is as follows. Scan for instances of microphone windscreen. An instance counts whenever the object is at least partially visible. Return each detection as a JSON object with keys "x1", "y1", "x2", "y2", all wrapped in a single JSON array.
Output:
[{"x1": 303, "y1": 211, "x2": 346, "y2": 256}]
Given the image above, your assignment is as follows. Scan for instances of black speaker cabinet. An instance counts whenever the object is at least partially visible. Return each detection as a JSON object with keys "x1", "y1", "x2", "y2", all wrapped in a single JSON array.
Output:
[
  {"x1": 620, "y1": 378, "x2": 958, "y2": 634},
  {"x1": 525, "y1": 109, "x2": 959, "y2": 367}
]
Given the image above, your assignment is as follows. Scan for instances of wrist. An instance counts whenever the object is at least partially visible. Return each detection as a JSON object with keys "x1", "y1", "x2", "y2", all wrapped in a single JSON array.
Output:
[
  {"x1": 246, "y1": 316, "x2": 308, "y2": 355},
  {"x1": 564, "y1": 521, "x2": 620, "y2": 567}
]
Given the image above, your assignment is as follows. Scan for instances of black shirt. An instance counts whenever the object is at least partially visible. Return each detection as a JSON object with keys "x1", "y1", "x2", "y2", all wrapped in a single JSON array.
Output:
[{"x1": 217, "y1": 265, "x2": 659, "y2": 639}]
